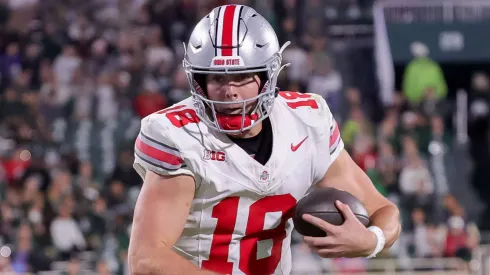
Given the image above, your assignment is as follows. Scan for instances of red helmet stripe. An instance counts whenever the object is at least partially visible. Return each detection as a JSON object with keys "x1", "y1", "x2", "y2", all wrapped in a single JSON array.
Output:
[
  {"x1": 221, "y1": 5, "x2": 237, "y2": 56},
  {"x1": 216, "y1": 5, "x2": 243, "y2": 57}
]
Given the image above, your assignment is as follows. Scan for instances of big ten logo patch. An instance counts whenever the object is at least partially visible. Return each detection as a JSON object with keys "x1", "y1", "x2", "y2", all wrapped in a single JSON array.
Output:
[{"x1": 203, "y1": 149, "x2": 226, "y2": 162}]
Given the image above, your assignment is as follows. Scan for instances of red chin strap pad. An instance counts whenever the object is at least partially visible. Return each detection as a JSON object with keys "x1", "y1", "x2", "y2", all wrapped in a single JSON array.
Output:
[{"x1": 216, "y1": 113, "x2": 260, "y2": 131}]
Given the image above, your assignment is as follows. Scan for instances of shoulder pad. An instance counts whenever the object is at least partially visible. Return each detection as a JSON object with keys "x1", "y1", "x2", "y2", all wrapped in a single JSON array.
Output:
[{"x1": 276, "y1": 91, "x2": 332, "y2": 128}]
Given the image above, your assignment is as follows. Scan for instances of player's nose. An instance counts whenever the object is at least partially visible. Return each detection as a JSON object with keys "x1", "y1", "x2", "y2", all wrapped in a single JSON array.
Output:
[{"x1": 223, "y1": 83, "x2": 240, "y2": 100}]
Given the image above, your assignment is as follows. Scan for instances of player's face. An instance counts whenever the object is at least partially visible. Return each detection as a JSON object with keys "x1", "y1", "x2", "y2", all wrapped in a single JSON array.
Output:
[{"x1": 206, "y1": 73, "x2": 261, "y2": 115}]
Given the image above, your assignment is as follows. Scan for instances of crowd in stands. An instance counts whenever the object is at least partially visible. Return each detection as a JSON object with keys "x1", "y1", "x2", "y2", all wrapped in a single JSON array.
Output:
[{"x1": 0, "y1": 0, "x2": 487, "y2": 273}]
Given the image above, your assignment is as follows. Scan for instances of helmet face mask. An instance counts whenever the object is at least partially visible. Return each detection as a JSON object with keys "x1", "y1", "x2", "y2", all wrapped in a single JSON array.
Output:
[
  {"x1": 191, "y1": 77, "x2": 276, "y2": 134},
  {"x1": 183, "y1": 5, "x2": 290, "y2": 134}
]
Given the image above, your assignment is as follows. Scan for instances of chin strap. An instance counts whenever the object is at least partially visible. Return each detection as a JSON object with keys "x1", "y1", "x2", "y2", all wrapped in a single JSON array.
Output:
[{"x1": 216, "y1": 113, "x2": 259, "y2": 131}]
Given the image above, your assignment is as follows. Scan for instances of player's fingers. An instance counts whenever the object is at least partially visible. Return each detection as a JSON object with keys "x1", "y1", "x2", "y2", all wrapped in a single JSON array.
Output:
[
  {"x1": 302, "y1": 214, "x2": 338, "y2": 233},
  {"x1": 335, "y1": 200, "x2": 356, "y2": 221},
  {"x1": 303, "y1": 236, "x2": 336, "y2": 248}
]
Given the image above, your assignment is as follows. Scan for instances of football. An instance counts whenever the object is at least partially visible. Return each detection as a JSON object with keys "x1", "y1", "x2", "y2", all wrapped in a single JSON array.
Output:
[{"x1": 293, "y1": 187, "x2": 370, "y2": 237}]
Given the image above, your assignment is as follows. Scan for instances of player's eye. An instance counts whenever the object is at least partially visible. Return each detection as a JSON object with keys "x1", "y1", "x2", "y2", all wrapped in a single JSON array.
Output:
[
  {"x1": 233, "y1": 73, "x2": 254, "y2": 82},
  {"x1": 208, "y1": 74, "x2": 225, "y2": 83}
]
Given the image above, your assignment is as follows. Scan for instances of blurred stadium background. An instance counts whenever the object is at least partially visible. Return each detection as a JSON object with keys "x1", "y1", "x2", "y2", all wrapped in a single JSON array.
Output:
[{"x1": 1, "y1": 0, "x2": 490, "y2": 274}]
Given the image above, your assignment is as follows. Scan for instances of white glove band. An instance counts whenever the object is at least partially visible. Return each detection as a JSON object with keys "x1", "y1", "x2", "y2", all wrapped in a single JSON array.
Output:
[{"x1": 366, "y1": 226, "x2": 385, "y2": 259}]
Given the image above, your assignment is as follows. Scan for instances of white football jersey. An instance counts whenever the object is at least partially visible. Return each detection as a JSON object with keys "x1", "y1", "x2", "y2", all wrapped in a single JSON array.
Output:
[{"x1": 133, "y1": 92, "x2": 344, "y2": 275}]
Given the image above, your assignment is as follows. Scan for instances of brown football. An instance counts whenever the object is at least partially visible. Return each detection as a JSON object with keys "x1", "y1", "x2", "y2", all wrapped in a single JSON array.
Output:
[{"x1": 293, "y1": 187, "x2": 370, "y2": 237}]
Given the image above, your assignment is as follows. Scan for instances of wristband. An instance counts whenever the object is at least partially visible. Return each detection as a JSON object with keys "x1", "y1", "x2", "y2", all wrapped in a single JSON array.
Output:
[{"x1": 366, "y1": 226, "x2": 385, "y2": 259}]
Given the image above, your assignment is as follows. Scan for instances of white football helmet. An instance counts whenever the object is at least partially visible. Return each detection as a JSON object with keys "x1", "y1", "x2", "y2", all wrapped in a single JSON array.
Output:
[{"x1": 183, "y1": 4, "x2": 290, "y2": 134}]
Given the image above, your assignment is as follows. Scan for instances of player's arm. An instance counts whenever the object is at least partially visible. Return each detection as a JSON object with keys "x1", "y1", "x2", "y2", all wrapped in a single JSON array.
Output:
[
  {"x1": 306, "y1": 94, "x2": 400, "y2": 258},
  {"x1": 128, "y1": 171, "x2": 221, "y2": 275},
  {"x1": 316, "y1": 149, "x2": 401, "y2": 253},
  {"x1": 129, "y1": 115, "x2": 223, "y2": 275}
]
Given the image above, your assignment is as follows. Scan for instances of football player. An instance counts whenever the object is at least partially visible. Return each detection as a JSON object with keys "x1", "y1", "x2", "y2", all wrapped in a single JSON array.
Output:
[{"x1": 128, "y1": 5, "x2": 400, "y2": 275}]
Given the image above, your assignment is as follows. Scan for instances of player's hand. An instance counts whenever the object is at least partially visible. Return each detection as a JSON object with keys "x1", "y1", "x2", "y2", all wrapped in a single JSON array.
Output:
[{"x1": 301, "y1": 200, "x2": 377, "y2": 258}]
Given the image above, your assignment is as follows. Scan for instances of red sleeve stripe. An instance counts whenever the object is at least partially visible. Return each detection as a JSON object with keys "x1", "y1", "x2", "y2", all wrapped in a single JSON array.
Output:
[
  {"x1": 329, "y1": 120, "x2": 341, "y2": 153},
  {"x1": 138, "y1": 132, "x2": 179, "y2": 153},
  {"x1": 135, "y1": 134, "x2": 184, "y2": 168},
  {"x1": 134, "y1": 150, "x2": 186, "y2": 172}
]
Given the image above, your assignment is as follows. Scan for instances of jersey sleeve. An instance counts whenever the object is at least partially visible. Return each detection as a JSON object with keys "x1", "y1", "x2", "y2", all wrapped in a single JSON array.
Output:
[
  {"x1": 310, "y1": 94, "x2": 345, "y2": 184},
  {"x1": 133, "y1": 115, "x2": 195, "y2": 180},
  {"x1": 327, "y1": 111, "x2": 343, "y2": 161}
]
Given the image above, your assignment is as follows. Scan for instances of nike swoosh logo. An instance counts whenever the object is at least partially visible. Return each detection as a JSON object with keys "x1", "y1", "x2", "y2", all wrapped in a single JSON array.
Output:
[{"x1": 291, "y1": 136, "x2": 308, "y2": 152}]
